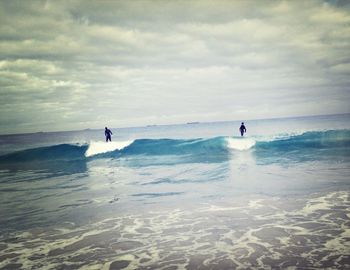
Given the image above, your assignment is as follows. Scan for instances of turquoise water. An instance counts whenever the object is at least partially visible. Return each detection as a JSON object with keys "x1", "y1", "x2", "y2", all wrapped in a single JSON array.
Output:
[{"x1": 0, "y1": 114, "x2": 350, "y2": 269}]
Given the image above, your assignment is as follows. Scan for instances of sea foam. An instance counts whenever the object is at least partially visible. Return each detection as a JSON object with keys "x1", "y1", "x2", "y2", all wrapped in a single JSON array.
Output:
[
  {"x1": 85, "y1": 140, "x2": 134, "y2": 157},
  {"x1": 226, "y1": 137, "x2": 256, "y2": 150}
]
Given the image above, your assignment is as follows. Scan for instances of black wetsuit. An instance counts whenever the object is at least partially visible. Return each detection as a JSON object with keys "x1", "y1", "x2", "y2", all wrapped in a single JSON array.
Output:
[
  {"x1": 239, "y1": 124, "x2": 246, "y2": 136},
  {"x1": 105, "y1": 128, "x2": 112, "y2": 142}
]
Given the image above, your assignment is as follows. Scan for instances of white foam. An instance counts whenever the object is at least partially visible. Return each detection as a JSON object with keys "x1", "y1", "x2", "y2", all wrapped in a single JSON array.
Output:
[
  {"x1": 226, "y1": 137, "x2": 256, "y2": 150},
  {"x1": 85, "y1": 140, "x2": 134, "y2": 157}
]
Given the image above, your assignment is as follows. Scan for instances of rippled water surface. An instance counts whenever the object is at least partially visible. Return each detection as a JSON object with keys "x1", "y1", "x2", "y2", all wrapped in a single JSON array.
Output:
[{"x1": 0, "y1": 114, "x2": 349, "y2": 269}]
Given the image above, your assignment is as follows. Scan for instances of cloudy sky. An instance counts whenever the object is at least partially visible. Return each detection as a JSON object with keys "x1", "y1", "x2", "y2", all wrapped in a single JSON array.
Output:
[{"x1": 0, "y1": 0, "x2": 350, "y2": 134}]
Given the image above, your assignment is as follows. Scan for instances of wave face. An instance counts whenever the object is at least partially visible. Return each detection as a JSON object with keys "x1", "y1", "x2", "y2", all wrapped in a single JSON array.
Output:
[
  {"x1": 0, "y1": 130, "x2": 349, "y2": 165},
  {"x1": 256, "y1": 130, "x2": 350, "y2": 150},
  {"x1": 119, "y1": 137, "x2": 228, "y2": 156},
  {"x1": 253, "y1": 129, "x2": 350, "y2": 164},
  {"x1": 0, "y1": 144, "x2": 88, "y2": 163}
]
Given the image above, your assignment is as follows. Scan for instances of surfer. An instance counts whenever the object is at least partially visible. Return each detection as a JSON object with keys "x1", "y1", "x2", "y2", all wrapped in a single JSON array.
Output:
[
  {"x1": 105, "y1": 127, "x2": 113, "y2": 142},
  {"x1": 239, "y1": 122, "x2": 246, "y2": 136}
]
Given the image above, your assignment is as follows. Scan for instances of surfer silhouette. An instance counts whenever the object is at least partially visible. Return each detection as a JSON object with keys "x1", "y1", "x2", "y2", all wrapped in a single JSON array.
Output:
[
  {"x1": 239, "y1": 122, "x2": 246, "y2": 137},
  {"x1": 105, "y1": 127, "x2": 113, "y2": 142}
]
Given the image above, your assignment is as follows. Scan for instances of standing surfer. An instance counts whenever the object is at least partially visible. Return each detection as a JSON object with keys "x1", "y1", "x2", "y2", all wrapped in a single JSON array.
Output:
[
  {"x1": 239, "y1": 122, "x2": 246, "y2": 136},
  {"x1": 105, "y1": 127, "x2": 113, "y2": 142}
]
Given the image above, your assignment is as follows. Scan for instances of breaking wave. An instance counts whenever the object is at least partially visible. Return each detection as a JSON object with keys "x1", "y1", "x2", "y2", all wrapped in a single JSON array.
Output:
[{"x1": 0, "y1": 130, "x2": 349, "y2": 164}]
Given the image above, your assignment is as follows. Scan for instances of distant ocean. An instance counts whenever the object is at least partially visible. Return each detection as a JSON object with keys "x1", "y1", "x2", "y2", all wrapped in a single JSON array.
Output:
[{"x1": 1, "y1": 114, "x2": 350, "y2": 269}]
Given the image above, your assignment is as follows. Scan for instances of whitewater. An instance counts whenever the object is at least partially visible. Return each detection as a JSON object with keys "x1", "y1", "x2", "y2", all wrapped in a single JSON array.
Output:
[
  {"x1": 85, "y1": 140, "x2": 134, "y2": 157},
  {"x1": 0, "y1": 114, "x2": 349, "y2": 269}
]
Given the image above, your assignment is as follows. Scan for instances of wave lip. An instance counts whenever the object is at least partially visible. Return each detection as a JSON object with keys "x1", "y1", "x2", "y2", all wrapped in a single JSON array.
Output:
[
  {"x1": 226, "y1": 137, "x2": 256, "y2": 151},
  {"x1": 85, "y1": 140, "x2": 134, "y2": 157}
]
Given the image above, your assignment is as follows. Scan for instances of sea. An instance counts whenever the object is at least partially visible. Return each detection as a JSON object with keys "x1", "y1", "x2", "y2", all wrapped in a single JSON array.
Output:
[{"x1": 0, "y1": 113, "x2": 349, "y2": 269}]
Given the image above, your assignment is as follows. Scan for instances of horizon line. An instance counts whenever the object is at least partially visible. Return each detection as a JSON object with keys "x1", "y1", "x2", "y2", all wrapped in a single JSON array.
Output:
[{"x1": 1, "y1": 112, "x2": 349, "y2": 136}]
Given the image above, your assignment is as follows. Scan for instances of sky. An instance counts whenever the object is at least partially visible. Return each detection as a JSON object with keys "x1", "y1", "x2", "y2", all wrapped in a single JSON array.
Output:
[{"x1": 0, "y1": 0, "x2": 350, "y2": 134}]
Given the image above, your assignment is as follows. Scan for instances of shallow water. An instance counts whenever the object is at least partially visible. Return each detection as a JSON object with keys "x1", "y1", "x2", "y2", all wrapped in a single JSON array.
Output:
[{"x1": 0, "y1": 114, "x2": 350, "y2": 269}]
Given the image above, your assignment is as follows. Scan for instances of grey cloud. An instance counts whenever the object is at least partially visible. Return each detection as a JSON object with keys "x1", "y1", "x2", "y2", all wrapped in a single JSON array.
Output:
[{"x1": 0, "y1": 0, "x2": 349, "y2": 134}]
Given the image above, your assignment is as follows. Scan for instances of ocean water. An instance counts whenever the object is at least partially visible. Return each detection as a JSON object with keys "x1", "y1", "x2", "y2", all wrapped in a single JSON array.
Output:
[{"x1": 0, "y1": 114, "x2": 350, "y2": 269}]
